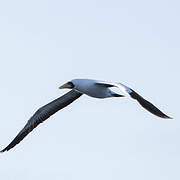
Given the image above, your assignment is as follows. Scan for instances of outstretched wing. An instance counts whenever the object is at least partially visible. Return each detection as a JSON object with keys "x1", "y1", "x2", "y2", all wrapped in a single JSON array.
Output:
[
  {"x1": 95, "y1": 81, "x2": 172, "y2": 119},
  {"x1": 127, "y1": 88, "x2": 172, "y2": 119},
  {"x1": 1, "y1": 90, "x2": 83, "y2": 152}
]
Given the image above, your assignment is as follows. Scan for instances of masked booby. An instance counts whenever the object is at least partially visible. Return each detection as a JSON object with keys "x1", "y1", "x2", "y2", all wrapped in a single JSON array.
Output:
[{"x1": 1, "y1": 79, "x2": 172, "y2": 152}]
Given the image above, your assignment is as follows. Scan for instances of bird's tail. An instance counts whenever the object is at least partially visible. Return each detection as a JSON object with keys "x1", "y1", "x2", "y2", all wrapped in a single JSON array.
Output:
[{"x1": 111, "y1": 92, "x2": 125, "y2": 97}]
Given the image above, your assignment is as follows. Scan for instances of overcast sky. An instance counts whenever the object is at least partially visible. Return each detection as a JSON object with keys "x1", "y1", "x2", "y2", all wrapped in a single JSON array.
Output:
[{"x1": 0, "y1": 0, "x2": 179, "y2": 179}]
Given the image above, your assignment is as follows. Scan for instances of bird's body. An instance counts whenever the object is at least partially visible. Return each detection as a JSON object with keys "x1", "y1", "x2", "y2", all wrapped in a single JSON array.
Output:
[
  {"x1": 1, "y1": 78, "x2": 172, "y2": 152},
  {"x1": 71, "y1": 79, "x2": 118, "y2": 98}
]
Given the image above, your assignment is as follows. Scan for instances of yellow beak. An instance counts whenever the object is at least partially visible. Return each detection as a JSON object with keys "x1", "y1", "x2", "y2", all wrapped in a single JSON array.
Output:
[{"x1": 59, "y1": 82, "x2": 74, "y2": 89}]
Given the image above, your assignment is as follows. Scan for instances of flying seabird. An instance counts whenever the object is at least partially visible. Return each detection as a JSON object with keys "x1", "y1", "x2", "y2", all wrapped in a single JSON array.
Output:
[{"x1": 1, "y1": 79, "x2": 172, "y2": 152}]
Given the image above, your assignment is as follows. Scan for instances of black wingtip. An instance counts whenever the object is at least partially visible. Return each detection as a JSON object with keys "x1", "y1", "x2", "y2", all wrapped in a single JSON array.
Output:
[
  {"x1": 163, "y1": 115, "x2": 173, "y2": 120},
  {"x1": 0, "y1": 145, "x2": 12, "y2": 153},
  {"x1": 157, "y1": 114, "x2": 173, "y2": 119},
  {"x1": 0, "y1": 148, "x2": 7, "y2": 153}
]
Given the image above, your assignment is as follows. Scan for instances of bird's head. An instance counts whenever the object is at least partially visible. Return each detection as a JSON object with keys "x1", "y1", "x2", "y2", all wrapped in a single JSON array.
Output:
[{"x1": 59, "y1": 81, "x2": 75, "y2": 90}]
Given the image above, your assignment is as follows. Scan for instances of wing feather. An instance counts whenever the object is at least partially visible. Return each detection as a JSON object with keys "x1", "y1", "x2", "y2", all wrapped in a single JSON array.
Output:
[
  {"x1": 128, "y1": 89, "x2": 172, "y2": 119},
  {"x1": 1, "y1": 90, "x2": 82, "y2": 152},
  {"x1": 95, "y1": 81, "x2": 172, "y2": 119},
  {"x1": 116, "y1": 83, "x2": 172, "y2": 119}
]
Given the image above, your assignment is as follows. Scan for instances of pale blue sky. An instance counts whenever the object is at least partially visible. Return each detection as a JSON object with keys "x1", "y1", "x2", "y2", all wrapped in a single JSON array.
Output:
[{"x1": 0, "y1": 0, "x2": 179, "y2": 179}]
